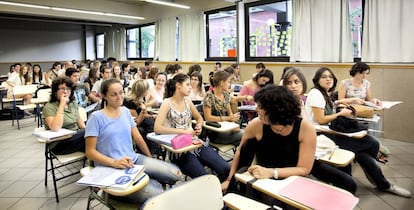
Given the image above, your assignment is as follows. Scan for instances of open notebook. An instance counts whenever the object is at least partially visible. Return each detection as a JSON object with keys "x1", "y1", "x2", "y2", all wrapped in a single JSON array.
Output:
[{"x1": 77, "y1": 165, "x2": 145, "y2": 190}]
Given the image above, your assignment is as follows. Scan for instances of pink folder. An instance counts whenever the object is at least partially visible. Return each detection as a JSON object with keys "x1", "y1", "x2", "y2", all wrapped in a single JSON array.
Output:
[{"x1": 278, "y1": 176, "x2": 359, "y2": 210}]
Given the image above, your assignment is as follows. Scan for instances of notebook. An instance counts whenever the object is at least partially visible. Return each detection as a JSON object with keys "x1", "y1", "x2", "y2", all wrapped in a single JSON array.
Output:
[{"x1": 77, "y1": 165, "x2": 145, "y2": 190}]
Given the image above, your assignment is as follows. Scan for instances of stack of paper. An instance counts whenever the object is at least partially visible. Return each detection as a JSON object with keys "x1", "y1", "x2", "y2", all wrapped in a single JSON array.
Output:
[{"x1": 77, "y1": 165, "x2": 145, "y2": 190}]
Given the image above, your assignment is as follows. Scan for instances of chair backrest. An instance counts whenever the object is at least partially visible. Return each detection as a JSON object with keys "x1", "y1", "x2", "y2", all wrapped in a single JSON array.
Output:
[
  {"x1": 141, "y1": 175, "x2": 223, "y2": 210},
  {"x1": 13, "y1": 84, "x2": 38, "y2": 96},
  {"x1": 36, "y1": 88, "x2": 51, "y2": 100}
]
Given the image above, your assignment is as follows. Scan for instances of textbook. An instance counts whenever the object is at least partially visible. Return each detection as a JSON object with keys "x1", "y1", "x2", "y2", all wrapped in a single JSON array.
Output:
[
  {"x1": 33, "y1": 128, "x2": 76, "y2": 142},
  {"x1": 77, "y1": 165, "x2": 145, "y2": 190}
]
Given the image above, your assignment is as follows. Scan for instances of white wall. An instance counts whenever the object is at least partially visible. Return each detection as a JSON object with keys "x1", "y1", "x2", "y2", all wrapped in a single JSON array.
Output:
[{"x1": 0, "y1": 29, "x2": 84, "y2": 62}]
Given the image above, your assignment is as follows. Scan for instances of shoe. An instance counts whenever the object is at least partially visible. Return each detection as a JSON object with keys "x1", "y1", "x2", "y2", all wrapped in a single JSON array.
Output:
[{"x1": 386, "y1": 184, "x2": 412, "y2": 198}]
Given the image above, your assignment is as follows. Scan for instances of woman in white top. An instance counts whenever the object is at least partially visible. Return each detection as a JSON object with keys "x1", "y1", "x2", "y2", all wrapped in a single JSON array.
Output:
[
  {"x1": 6, "y1": 64, "x2": 32, "y2": 103},
  {"x1": 304, "y1": 67, "x2": 411, "y2": 198},
  {"x1": 149, "y1": 72, "x2": 167, "y2": 107}
]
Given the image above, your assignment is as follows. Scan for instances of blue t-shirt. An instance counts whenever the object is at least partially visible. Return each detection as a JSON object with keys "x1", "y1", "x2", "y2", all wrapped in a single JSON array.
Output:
[{"x1": 85, "y1": 106, "x2": 139, "y2": 163}]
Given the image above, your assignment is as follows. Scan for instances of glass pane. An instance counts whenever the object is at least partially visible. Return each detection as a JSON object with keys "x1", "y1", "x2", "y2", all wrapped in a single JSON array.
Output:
[
  {"x1": 208, "y1": 9, "x2": 237, "y2": 57},
  {"x1": 140, "y1": 25, "x2": 155, "y2": 58},
  {"x1": 350, "y1": 0, "x2": 362, "y2": 58},
  {"x1": 248, "y1": 1, "x2": 292, "y2": 57},
  {"x1": 96, "y1": 34, "x2": 104, "y2": 59},
  {"x1": 127, "y1": 28, "x2": 139, "y2": 58}
]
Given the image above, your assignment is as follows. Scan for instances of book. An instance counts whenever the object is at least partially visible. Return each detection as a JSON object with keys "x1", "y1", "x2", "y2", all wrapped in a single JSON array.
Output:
[
  {"x1": 278, "y1": 176, "x2": 359, "y2": 210},
  {"x1": 33, "y1": 128, "x2": 76, "y2": 142},
  {"x1": 364, "y1": 101, "x2": 402, "y2": 110},
  {"x1": 77, "y1": 165, "x2": 145, "y2": 190}
]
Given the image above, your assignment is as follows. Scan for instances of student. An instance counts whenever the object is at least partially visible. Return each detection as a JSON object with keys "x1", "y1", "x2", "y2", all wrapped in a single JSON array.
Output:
[
  {"x1": 45, "y1": 62, "x2": 62, "y2": 86},
  {"x1": 6, "y1": 64, "x2": 33, "y2": 104},
  {"x1": 189, "y1": 71, "x2": 206, "y2": 101},
  {"x1": 305, "y1": 67, "x2": 411, "y2": 198},
  {"x1": 154, "y1": 73, "x2": 230, "y2": 183},
  {"x1": 65, "y1": 68, "x2": 91, "y2": 108},
  {"x1": 240, "y1": 69, "x2": 274, "y2": 106},
  {"x1": 112, "y1": 64, "x2": 128, "y2": 88},
  {"x1": 84, "y1": 67, "x2": 100, "y2": 102},
  {"x1": 282, "y1": 68, "x2": 357, "y2": 194},
  {"x1": 43, "y1": 77, "x2": 85, "y2": 154},
  {"x1": 223, "y1": 85, "x2": 316, "y2": 202},
  {"x1": 32, "y1": 64, "x2": 45, "y2": 85},
  {"x1": 91, "y1": 66, "x2": 112, "y2": 101},
  {"x1": 187, "y1": 64, "x2": 202, "y2": 77},
  {"x1": 149, "y1": 72, "x2": 167, "y2": 107},
  {"x1": 85, "y1": 78, "x2": 181, "y2": 204},
  {"x1": 230, "y1": 63, "x2": 241, "y2": 83},
  {"x1": 203, "y1": 70, "x2": 243, "y2": 145}
]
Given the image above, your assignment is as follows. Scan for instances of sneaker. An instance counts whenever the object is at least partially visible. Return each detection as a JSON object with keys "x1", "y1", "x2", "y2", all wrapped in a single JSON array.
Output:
[{"x1": 386, "y1": 184, "x2": 412, "y2": 198}]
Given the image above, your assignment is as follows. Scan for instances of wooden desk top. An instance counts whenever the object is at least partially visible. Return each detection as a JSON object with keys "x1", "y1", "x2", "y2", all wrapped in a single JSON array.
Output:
[
  {"x1": 315, "y1": 125, "x2": 367, "y2": 139},
  {"x1": 203, "y1": 121, "x2": 240, "y2": 133},
  {"x1": 318, "y1": 148, "x2": 355, "y2": 167},
  {"x1": 146, "y1": 132, "x2": 202, "y2": 154}
]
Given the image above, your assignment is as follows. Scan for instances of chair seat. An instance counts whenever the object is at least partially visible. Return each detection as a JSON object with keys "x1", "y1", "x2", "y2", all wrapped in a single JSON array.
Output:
[
  {"x1": 55, "y1": 152, "x2": 85, "y2": 163},
  {"x1": 223, "y1": 193, "x2": 270, "y2": 210},
  {"x1": 16, "y1": 104, "x2": 37, "y2": 110}
]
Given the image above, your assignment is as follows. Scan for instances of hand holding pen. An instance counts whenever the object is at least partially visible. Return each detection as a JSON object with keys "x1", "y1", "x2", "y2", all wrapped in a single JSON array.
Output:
[{"x1": 112, "y1": 157, "x2": 134, "y2": 169}]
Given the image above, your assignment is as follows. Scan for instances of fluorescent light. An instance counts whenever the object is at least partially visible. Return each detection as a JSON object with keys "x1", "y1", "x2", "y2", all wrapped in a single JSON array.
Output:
[
  {"x1": 105, "y1": 13, "x2": 144, "y2": 20},
  {"x1": 0, "y1": 1, "x2": 145, "y2": 20},
  {"x1": 145, "y1": 0, "x2": 190, "y2": 9},
  {"x1": 0, "y1": 1, "x2": 50, "y2": 9},
  {"x1": 51, "y1": 7, "x2": 104, "y2": 15}
]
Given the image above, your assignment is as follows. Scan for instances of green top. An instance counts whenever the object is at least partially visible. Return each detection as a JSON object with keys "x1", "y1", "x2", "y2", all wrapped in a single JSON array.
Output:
[{"x1": 42, "y1": 100, "x2": 79, "y2": 131}]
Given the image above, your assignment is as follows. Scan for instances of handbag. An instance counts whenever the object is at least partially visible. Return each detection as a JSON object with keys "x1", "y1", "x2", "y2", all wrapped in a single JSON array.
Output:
[
  {"x1": 171, "y1": 134, "x2": 193, "y2": 149},
  {"x1": 329, "y1": 116, "x2": 368, "y2": 133},
  {"x1": 350, "y1": 104, "x2": 374, "y2": 118}
]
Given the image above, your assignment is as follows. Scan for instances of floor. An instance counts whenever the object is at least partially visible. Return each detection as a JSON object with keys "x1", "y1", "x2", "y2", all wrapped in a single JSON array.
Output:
[{"x1": 0, "y1": 117, "x2": 413, "y2": 210}]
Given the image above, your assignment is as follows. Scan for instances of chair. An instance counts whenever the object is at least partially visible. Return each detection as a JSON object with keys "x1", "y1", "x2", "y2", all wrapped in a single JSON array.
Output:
[
  {"x1": 11, "y1": 84, "x2": 38, "y2": 129},
  {"x1": 35, "y1": 106, "x2": 88, "y2": 202},
  {"x1": 31, "y1": 87, "x2": 51, "y2": 127},
  {"x1": 141, "y1": 175, "x2": 223, "y2": 210}
]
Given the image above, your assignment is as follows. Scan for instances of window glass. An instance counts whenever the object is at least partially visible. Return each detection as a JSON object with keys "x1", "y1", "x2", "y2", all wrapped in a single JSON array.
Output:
[
  {"x1": 96, "y1": 34, "x2": 104, "y2": 59},
  {"x1": 126, "y1": 24, "x2": 155, "y2": 59},
  {"x1": 350, "y1": 0, "x2": 362, "y2": 58},
  {"x1": 206, "y1": 7, "x2": 237, "y2": 59},
  {"x1": 247, "y1": 1, "x2": 292, "y2": 58}
]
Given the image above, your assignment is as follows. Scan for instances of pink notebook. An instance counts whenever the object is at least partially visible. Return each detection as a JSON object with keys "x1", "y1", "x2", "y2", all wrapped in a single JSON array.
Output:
[{"x1": 278, "y1": 176, "x2": 359, "y2": 210}]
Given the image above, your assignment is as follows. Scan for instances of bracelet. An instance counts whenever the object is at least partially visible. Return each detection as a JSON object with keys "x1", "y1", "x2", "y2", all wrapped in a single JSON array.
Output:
[{"x1": 273, "y1": 168, "x2": 278, "y2": 179}]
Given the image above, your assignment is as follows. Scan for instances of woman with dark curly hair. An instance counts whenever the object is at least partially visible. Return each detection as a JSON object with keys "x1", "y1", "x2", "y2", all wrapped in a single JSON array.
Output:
[
  {"x1": 42, "y1": 77, "x2": 85, "y2": 154},
  {"x1": 223, "y1": 85, "x2": 316, "y2": 196}
]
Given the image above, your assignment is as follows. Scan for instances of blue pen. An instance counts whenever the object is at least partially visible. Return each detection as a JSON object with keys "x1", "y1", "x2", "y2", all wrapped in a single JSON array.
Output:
[{"x1": 132, "y1": 174, "x2": 146, "y2": 186}]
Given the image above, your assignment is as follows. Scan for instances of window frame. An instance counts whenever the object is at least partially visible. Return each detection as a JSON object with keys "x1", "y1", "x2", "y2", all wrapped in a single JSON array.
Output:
[
  {"x1": 244, "y1": 0, "x2": 291, "y2": 62},
  {"x1": 126, "y1": 22, "x2": 155, "y2": 60},
  {"x1": 95, "y1": 33, "x2": 105, "y2": 60},
  {"x1": 205, "y1": 5, "x2": 238, "y2": 62}
]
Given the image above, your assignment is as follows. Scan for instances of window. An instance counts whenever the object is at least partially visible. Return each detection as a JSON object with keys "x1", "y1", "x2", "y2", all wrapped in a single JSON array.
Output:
[
  {"x1": 126, "y1": 24, "x2": 155, "y2": 59},
  {"x1": 205, "y1": 6, "x2": 237, "y2": 61},
  {"x1": 245, "y1": 0, "x2": 292, "y2": 62},
  {"x1": 350, "y1": 0, "x2": 362, "y2": 59},
  {"x1": 96, "y1": 34, "x2": 104, "y2": 59}
]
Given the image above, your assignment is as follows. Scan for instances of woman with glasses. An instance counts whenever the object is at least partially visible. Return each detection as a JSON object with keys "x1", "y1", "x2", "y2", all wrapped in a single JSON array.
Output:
[
  {"x1": 189, "y1": 71, "x2": 205, "y2": 101},
  {"x1": 149, "y1": 72, "x2": 167, "y2": 107},
  {"x1": 42, "y1": 77, "x2": 85, "y2": 155},
  {"x1": 304, "y1": 67, "x2": 411, "y2": 198}
]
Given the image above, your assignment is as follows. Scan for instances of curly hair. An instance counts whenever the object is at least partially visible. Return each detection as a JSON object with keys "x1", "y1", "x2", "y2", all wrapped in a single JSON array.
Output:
[
  {"x1": 254, "y1": 85, "x2": 301, "y2": 126},
  {"x1": 49, "y1": 77, "x2": 75, "y2": 103}
]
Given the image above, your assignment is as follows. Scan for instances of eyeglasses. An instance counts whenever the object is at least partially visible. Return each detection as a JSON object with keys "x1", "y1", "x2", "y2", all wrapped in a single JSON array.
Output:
[
  {"x1": 58, "y1": 87, "x2": 71, "y2": 92},
  {"x1": 321, "y1": 75, "x2": 334, "y2": 79}
]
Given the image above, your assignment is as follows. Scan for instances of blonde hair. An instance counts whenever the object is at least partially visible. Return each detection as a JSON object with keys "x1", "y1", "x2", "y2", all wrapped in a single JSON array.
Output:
[{"x1": 128, "y1": 79, "x2": 149, "y2": 102}]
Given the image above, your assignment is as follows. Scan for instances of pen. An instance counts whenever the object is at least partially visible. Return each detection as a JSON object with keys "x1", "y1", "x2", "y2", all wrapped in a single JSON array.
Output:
[
  {"x1": 328, "y1": 146, "x2": 338, "y2": 160},
  {"x1": 132, "y1": 174, "x2": 146, "y2": 186}
]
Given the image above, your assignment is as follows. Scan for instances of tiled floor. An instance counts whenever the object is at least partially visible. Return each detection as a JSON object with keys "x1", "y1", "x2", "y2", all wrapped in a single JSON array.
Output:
[{"x1": 0, "y1": 118, "x2": 413, "y2": 209}]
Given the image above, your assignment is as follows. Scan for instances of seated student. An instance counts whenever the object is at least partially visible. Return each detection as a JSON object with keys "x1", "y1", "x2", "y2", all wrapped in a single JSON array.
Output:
[
  {"x1": 149, "y1": 72, "x2": 167, "y2": 107},
  {"x1": 32, "y1": 64, "x2": 46, "y2": 85},
  {"x1": 91, "y1": 66, "x2": 112, "y2": 101},
  {"x1": 124, "y1": 79, "x2": 160, "y2": 155},
  {"x1": 43, "y1": 78, "x2": 85, "y2": 155},
  {"x1": 282, "y1": 68, "x2": 357, "y2": 194},
  {"x1": 189, "y1": 71, "x2": 206, "y2": 101},
  {"x1": 6, "y1": 64, "x2": 33, "y2": 104},
  {"x1": 240, "y1": 69, "x2": 274, "y2": 106},
  {"x1": 154, "y1": 73, "x2": 230, "y2": 183},
  {"x1": 85, "y1": 78, "x2": 181, "y2": 205},
  {"x1": 305, "y1": 67, "x2": 411, "y2": 198},
  {"x1": 223, "y1": 85, "x2": 316, "y2": 205},
  {"x1": 203, "y1": 70, "x2": 243, "y2": 145},
  {"x1": 65, "y1": 68, "x2": 91, "y2": 108}
]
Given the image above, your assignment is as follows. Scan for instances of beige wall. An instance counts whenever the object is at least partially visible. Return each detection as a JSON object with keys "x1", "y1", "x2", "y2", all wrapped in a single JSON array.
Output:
[{"x1": 1, "y1": 61, "x2": 413, "y2": 143}]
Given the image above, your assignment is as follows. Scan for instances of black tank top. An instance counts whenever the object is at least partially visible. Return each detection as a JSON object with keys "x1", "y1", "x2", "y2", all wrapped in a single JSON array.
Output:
[{"x1": 255, "y1": 117, "x2": 302, "y2": 168}]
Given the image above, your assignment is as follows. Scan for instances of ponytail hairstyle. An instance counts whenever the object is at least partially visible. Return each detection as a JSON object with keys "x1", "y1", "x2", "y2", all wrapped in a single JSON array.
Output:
[
  {"x1": 164, "y1": 73, "x2": 189, "y2": 98},
  {"x1": 312, "y1": 67, "x2": 338, "y2": 109},
  {"x1": 211, "y1": 70, "x2": 230, "y2": 88}
]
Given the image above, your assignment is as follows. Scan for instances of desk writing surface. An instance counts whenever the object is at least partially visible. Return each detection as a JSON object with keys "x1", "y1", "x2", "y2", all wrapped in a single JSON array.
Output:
[
  {"x1": 238, "y1": 105, "x2": 257, "y2": 111},
  {"x1": 318, "y1": 148, "x2": 355, "y2": 167},
  {"x1": 314, "y1": 125, "x2": 367, "y2": 138},
  {"x1": 203, "y1": 121, "x2": 240, "y2": 133},
  {"x1": 146, "y1": 132, "x2": 202, "y2": 154},
  {"x1": 33, "y1": 128, "x2": 76, "y2": 142}
]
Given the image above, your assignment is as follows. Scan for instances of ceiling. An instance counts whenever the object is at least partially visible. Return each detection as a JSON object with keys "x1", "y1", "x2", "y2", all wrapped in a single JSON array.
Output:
[{"x1": 0, "y1": 0, "x2": 234, "y2": 31}]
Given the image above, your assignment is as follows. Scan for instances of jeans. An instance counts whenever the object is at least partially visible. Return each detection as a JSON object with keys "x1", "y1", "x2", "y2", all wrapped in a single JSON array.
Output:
[
  {"x1": 324, "y1": 133, "x2": 391, "y2": 190},
  {"x1": 311, "y1": 160, "x2": 357, "y2": 194},
  {"x1": 51, "y1": 129, "x2": 85, "y2": 155},
  {"x1": 117, "y1": 154, "x2": 181, "y2": 204},
  {"x1": 207, "y1": 129, "x2": 243, "y2": 145},
  {"x1": 172, "y1": 145, "x2": 230, "y2": 182}
]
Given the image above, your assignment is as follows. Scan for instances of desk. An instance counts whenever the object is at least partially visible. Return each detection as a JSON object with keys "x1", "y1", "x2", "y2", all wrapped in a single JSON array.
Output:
[
  {"x1": 238, "y1": 105, "x2": 257, "y2": 112},
  {"x1": 202, "y1": 121, "x2": 239, "y2": 133},
  {"x1": 146, "y1": 132, "x2": 202, "y2": 158},
  {"x1": 235, "y1": 173, "x2": 358, "y2": 210},
  {"x1": 315, "y1": 125, "x2": 367, "y2": 139},
  {"x1": 318, "y1": 148, "x2": 355, "y2": 167}
]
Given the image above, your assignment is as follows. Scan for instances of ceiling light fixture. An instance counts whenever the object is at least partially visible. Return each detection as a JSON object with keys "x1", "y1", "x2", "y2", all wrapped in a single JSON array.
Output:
[
  {"x1": 0, "y1": 1, "x2": 145, "y2": 20},
  {"x1": 0, "y1": 1, "x2": 50, "y2": 9},
  {"x1": 144, "y1": 0, "x2": 190, "y2": 9}
]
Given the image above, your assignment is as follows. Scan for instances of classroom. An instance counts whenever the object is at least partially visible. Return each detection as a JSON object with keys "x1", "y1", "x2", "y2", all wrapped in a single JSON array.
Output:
[{"x1": 0, "y1": 0, "x2": 413, "y2": 209}]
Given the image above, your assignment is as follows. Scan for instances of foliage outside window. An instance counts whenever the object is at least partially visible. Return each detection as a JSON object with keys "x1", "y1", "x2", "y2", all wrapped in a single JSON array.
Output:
[
  {"x1": 205, "y1": 6, "x2": 237, "y2": 61},
  {"x1": 245, "y1": 0, "x2": 292, "y2": 61},
  {"x1": 127, "y1": 24, "x2": 155, "y2": 59},
  {"x1": 96, "y1": 34, "x2": 104, "y2": 59}
]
